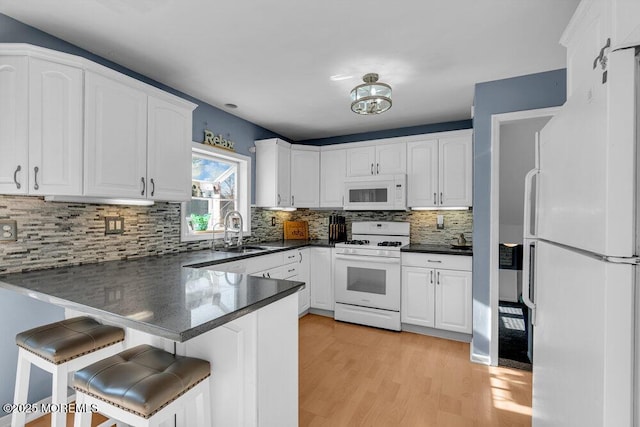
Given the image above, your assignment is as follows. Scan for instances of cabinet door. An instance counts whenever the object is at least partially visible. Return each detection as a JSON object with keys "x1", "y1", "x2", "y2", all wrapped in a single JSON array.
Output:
[
  {"x1": 320, "y1": 149, "x2": 346, "y2": 207},
  {"x1": 276, "y1": 144, "x2": 291, "y2": 207},
  {"x1": 376, "y1": 143, "x2": 406, "y2": 175},
  {"x1": 401, "y1": 267, "x2": 435, "y2": 327},
  {"x1": 435, "y1": 269, "x2": 472, "y2": 334},
  {"x1": 439, "y1": 135, "x2": 472, "y2": 207},
  {"x1": 290, "y1": 149, "x2": 319, "y2": 208},
  {"x1": 28, "y1": 59, "x2": 83, "y2": 196},
  {"x1": 309, "y1": 247, "x2": 333, "y2": 310},
  {"x1": 147, "y1": 96, "x2": 191, "y2": 201},
  {"x1": 346, "y1": 146, "x2": 376, "y2": 177},
  {"x1": 84, "y1": 71, "x2": 147, "y2": 198},
  {"x1": 0, "y1": 56, "x2": 28, "y2": 194},
  {"x1": 297, "y1": 248, "x2": 310, "y2": 314},
  {"x1": 407, "y1": 140, "x2": 438, "y2": 207}
]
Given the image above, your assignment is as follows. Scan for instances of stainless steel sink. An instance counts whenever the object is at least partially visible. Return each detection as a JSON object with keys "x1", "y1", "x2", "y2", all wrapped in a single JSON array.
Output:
[{"x1": 216, "y1": 245, "x2": 271, "y2": 254}]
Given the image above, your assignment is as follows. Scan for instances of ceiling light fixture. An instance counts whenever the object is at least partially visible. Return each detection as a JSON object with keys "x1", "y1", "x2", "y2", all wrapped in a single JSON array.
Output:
[{"x1": 350, "y1": 73, "x2": 392, "y2": 115}]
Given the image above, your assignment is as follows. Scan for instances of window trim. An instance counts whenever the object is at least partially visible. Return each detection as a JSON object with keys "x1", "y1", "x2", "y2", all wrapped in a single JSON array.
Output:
[{"x1": 180, "y1": 141, "x2": 252, "y2": 242}]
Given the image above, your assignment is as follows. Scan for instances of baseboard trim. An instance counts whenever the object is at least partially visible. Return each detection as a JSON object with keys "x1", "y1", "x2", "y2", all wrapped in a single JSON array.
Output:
[
  {"x1": 0, "y1": 394, "x2": 75, "y2": 427},
  {"x1": 470, "y1": 352, "x2": 491, "y2": 366},
  {"x1": 401, "y1": 323, "x2": 472, "y2": 343},
  {"x1": 308, "y1": 308, "x2": 334, "y2": 318}
]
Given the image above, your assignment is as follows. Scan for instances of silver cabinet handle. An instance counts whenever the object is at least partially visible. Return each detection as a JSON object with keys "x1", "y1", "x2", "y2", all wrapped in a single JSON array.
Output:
[
  {"x1": 427, "y1": 260, "x2": 442, "y2": 263},
  {"x1": 292, "y1": 195, "x2": 295, "y2": 206},
  {"x1": 440, "y1": 192, "x2": 443, "y2": 204},
  {"x1": 370, "y1": 163, "x2": 374, "y2": 175},
  {"x1": 150, "y1": 178, "x2": 155, "y2": 197},
  {"x1": 288, "y1": 268, "x2": 295, "y2": 273},
  {"x1": 433, "y1": 192, "x2": 437, "y2": 205},
  {"x1": 33, "y1": 166, "x2": 39, "y2": 190},
  {"x1": 299, "y1": 252, "x2": 302, "y2": 263},
  {"x1": 141, "y1": 177, "x2": 146, "y2": 196},
  {"x1": 13, "y1": 165, "x2": 21, "y2": 189},
  {"x1": 437, "y1": 271, "x2": 440, "y2": 285},
  {"x1": 267, "y1": 272, "x2": 271, "y2": 278},
  {"x1": 430, "y1": 270, "x2": 433, "y2": 284},
  {"x1": 278, "y1": 194, "x2": 281, "y2": 205},
  {"x1": 377, "y1": 163, "x2": 379, "y2": 174}
]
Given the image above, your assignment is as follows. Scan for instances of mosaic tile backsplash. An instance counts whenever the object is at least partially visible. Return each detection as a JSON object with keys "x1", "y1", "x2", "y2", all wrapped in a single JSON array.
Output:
[{"x1": 0, "y1": 196, "x2": 472, "y2": 274}]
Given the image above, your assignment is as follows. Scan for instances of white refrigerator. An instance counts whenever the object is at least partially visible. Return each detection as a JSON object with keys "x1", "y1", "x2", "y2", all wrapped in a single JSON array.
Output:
[{"x1": 522, "y1": 48, "x2": 638, "y2": 426}]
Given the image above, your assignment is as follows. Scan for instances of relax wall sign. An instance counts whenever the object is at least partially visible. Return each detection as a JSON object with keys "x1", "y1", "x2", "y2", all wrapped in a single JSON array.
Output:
[{"x1": 203, "y1": 130, "x2": 235, "y2": 151}]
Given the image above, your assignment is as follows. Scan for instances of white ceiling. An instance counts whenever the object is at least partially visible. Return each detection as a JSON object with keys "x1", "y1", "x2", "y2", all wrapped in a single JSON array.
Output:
[{"x1": 0, "y1": 0, "x2": 580, "y2": 141}]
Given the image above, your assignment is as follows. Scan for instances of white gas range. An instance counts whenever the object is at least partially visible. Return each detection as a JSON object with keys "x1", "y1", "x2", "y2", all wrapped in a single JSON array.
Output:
[{"x1": 333, "y1": 221, "x2": 410, "y2": 331}]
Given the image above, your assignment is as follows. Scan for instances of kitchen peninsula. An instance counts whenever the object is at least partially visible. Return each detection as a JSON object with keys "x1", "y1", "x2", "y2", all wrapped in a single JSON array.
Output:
[{"x1": 0, "y1": 248, "x2": 305, "y2": 427}]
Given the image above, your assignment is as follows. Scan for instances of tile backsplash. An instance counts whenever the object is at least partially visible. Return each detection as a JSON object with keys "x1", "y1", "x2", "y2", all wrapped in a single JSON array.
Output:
[{"x1": 0, "y1": 196, "x2": 472, "y2": 274}]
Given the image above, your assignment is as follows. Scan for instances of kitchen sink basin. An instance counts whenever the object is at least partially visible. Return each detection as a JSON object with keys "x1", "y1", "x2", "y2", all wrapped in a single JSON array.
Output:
[{"x1": 216, "y1": 245, "x2": 272, "y2": 254}]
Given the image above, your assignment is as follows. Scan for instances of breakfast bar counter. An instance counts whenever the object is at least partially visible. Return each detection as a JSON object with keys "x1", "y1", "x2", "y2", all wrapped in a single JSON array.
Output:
[{"x1": 0, "y1": 249, "x2": 304, "y2": 427}]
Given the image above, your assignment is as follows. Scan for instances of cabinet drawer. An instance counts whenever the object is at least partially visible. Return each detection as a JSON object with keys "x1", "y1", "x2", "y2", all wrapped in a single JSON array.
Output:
[
  {"x1": 245, "y1": 253, "x2": 284, "y2": 274},
  {"x1": 282, "y1": 250, "x2": 299, "y2": 265},
  {"x1": 282, "y1": 264, "x2": 299, "y2": 278},
  {"x1": 402, "y1": 253, "x2": 471, "y2": 271}
]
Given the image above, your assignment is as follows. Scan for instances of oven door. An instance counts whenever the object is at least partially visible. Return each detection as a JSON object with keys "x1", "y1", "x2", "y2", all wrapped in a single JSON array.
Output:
[{"x1": 334, "y1": 254, "x2": 401, "y2": 311}]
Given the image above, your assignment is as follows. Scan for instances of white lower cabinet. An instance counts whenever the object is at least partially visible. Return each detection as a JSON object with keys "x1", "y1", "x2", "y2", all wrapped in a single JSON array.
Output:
[
  {"x1": 401, "y1": 253, "x2": 472, "y2": 334},
  {"x1": 309, "y1": 247, "x2": 333, "y2": 311},
  {"x1": 294, "y1": 248, "x2": 310, "y2": 314}
]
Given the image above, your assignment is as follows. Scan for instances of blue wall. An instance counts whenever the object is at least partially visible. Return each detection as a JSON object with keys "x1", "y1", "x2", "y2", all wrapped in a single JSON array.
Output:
[
  {"x1": 0, "y1": 13, "x2": 284, "y2": 204},
  {"x1": 472, "y1": 69, "x2": 566, "y2": 360},
  {"x1": 299, "y1": 119, "x2": 472, "y2": 145}
]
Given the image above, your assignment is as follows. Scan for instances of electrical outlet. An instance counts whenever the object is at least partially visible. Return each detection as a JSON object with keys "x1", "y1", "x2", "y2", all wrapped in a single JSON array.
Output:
[
  {"x1": 436, "y1": 215, "x2": 444, "y2": 230},
  {"x1": 271, "y1": 217, "x2": 276, "y2": 226},
  {"x1": 0, "y1": 220, "x2": 17, "y2": 241},
  {"x1": 105, "y1": 217, "x2": 125, "y2": 235}
]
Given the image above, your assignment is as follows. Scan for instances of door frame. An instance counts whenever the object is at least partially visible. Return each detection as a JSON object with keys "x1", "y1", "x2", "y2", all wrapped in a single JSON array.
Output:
[{"x1": 489, "y1": 106, "x2": 560, "y2": 366}]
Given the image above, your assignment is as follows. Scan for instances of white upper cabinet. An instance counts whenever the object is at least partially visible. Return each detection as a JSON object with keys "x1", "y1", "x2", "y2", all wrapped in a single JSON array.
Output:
[
  {"x1": 290, "y1": 146, "x2": 319, "y2": 208},
  {"x1": 346, "y1": 146, "x2": 376, "y2": 176},
  {"x1": 85, "y1": 70, "x2": 194, "y2": 201},
  {"x1": 346, "y1": 143, "x2": 406, "y2": 177},
  {"x1": 255, "y1": 138, "x2": 292, "y2": 208},
  {"x1": 147, "y1": 96, "x2": 192, "y2": 201},
  {"x1": 407, "y1": 131, "x2": 472, "y2": 208},
  {"x1": 407, "y1": 139, "x2": 439, "y2": 207},
  {"x1": 0, "y1": 54, "x2": 83, "y2": 196},
  {"x1": 320, "y1": 148, "x2": 346, "y2": 208},
  {"x1": 0, "y1": 56, "x2": 28, "y2": 194},
  {"x1": 28, "y1": 58, "x2": 83, "y2": 196},
  {"x1": 377, "y1": 143, "x2": 406, "y2": 175},
  {"x1": 84, "y1": 71, "x2": 148, "y2": 199},
  {"x1": 439, "y1": 135, "x2": 473, "y2": 207},
  {"x1": 0, "y1": 44, "x2": 196, "y2": 202}
]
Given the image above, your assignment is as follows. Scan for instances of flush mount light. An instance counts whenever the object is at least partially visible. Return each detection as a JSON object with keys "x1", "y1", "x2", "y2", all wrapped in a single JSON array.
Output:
[{"x1": 350, "y1": 73, "x2": 392, "y2": 115}]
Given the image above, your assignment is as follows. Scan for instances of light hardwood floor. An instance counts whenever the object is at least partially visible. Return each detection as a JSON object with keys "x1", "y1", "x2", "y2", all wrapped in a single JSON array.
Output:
[
  {"x1": 300, "y1": 314, "x2": 532, "y2": 427},
  {"x1": 25, "y1": 412, "x2": 109, "y2": 427}
]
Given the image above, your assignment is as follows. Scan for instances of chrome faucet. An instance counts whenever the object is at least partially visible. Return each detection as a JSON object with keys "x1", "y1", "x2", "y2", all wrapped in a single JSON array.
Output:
[{"x1": 223, "y1": 211, "x2": 243, "y2": 248}]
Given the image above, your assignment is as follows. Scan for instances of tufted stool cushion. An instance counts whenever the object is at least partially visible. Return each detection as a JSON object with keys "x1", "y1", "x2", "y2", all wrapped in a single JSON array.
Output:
[
  {"x1": 73, "y1": 344, "x2": 211, "y2": 419},
  {"x1": 15, "y1": 316, "x2": 125, "y2": 365}
]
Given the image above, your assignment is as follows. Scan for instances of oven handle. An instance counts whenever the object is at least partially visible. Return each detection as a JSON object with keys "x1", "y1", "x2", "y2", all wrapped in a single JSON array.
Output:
[{"x1": 334, "y1": 254, "x2": 400, "y2": 264}]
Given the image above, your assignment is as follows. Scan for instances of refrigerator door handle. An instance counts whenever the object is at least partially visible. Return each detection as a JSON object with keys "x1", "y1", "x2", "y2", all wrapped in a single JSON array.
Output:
[
  {"x1": 522, "y1": 238, "x2": 537, "y2": 325},
  {"x1": 523, "y1": 168, "x2": 539, "y2": 239}
]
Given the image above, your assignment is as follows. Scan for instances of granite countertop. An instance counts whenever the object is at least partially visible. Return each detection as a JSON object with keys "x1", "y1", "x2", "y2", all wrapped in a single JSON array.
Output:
[
  {"x1": 402, "y1": 243, "x2": 473, "y2": 256},
  {"x1": 0, "y1": 246, "x2": 310, "y2": 342}
]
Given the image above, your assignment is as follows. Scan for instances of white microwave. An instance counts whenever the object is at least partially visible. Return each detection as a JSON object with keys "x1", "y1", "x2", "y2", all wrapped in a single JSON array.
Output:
[{"x1": 343, "y1": 174, "x2": 406, "y2": 210}]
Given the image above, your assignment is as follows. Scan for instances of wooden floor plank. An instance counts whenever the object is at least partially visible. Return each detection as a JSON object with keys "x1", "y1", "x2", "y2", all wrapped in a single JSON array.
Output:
[{"x1": 300, "y1": 314, "x2": 532, "y2": 427}]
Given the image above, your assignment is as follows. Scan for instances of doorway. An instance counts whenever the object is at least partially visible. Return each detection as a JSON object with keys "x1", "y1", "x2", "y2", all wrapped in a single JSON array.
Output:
[{"x1": 489, "y1": 108, "x2": 559, "y2": 368}]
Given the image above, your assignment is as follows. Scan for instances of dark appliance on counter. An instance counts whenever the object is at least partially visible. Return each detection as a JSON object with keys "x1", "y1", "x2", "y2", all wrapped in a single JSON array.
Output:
[{"x1": 328, "y1": 215, "x2": 347, "y2": 243}]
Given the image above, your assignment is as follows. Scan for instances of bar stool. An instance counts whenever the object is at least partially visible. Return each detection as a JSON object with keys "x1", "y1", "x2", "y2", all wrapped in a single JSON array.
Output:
[
  {"x1": 12, "y1": 316, "x2": 125, "y2": 427},
  {"x1": 73, "y1": 344, "x2": 212, "y2": 427}
]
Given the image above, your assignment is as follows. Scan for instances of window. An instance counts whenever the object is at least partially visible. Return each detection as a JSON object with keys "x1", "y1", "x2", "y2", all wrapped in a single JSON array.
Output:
[{"x1": 181, "y1": 143, "x2": 251, "y2": 242}]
